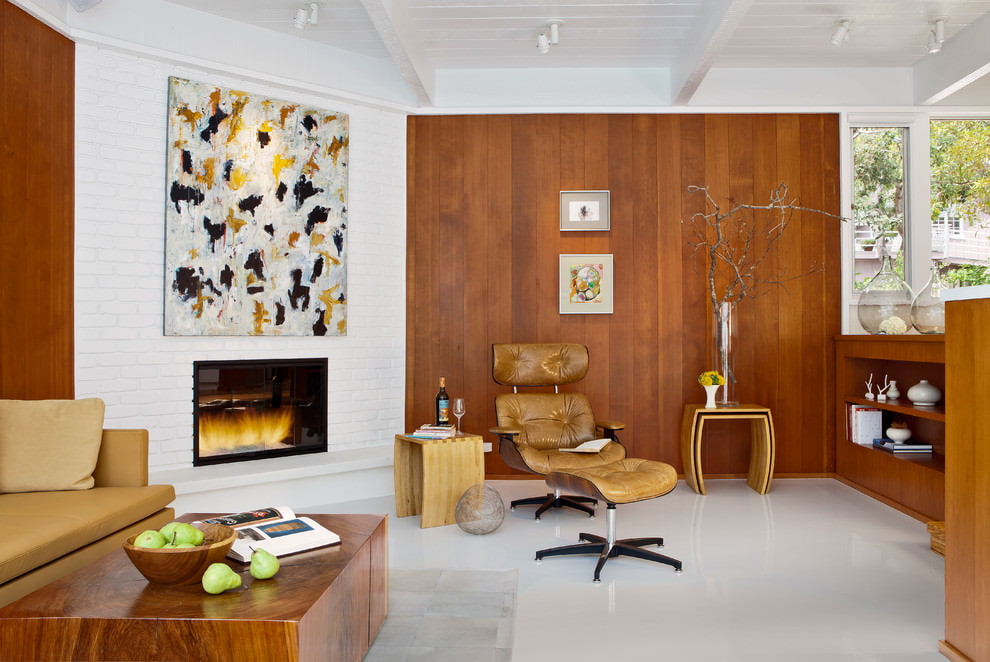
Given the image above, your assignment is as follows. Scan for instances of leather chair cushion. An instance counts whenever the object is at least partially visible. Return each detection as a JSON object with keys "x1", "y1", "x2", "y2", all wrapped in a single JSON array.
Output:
[
  {"x1": 492, "y1": 343, "x2": 589, "y2": 386},
  {"x1": 495, "y1": 392, "x2": 596, "y2": 450},
  {"x1": 521, "y1": 442, "x2": 626, "y2": 474},
  {"x1": 548, "y1": 459, "x2": 678, "y2": 504}
]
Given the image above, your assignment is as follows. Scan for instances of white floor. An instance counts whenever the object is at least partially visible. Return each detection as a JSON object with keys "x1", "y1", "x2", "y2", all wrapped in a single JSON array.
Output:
[{"x1": 313, "y1": 478, "x2": 946, "y2": 662}]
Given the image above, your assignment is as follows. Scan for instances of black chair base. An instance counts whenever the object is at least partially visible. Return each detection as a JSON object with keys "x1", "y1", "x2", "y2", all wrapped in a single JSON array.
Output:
[
  {"x1": 534, "y1": 504, "x2": 682, "y2": 582},
  {"x1": 510, "y1": 493, "x2": 596, "y2": 519}
]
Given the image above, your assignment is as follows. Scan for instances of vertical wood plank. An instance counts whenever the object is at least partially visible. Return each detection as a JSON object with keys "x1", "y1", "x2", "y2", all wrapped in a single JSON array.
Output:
[{"x1": 0, "y1": 2, "x2": 75, "y2": 399}]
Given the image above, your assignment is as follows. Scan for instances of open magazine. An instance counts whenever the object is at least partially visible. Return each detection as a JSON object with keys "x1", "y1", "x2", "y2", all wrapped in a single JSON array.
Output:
[
  {"x1": 559, "y1": 438, "x2": 611, "y2": 453},
  {"x1": 199, "y1": 506, "x2": 341, "y2": 563}
]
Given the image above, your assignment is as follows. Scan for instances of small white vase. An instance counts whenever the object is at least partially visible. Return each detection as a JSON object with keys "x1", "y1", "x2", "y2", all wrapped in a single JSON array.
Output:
[
  {"x1": 886, "y1": 426, "x2": 911, "y2": 442},
  {"x1": 703, "y1": 384, "x2": 720, "y2": 409},
  {"x1": 887, "y1": 380, "x2": 900, "y2": 399},
  {"x1": 907, "y1": 380, "x2": 942, "y2": 406}
]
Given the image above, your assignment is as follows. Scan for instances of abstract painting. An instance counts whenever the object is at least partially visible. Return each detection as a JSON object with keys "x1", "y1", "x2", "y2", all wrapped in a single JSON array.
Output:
[
  {"x1": 164, "y1": 77, "x2": 348, "y2": 336},
  {"x1": 559, "y1": 254, "x2": 614, "y2": 314}
]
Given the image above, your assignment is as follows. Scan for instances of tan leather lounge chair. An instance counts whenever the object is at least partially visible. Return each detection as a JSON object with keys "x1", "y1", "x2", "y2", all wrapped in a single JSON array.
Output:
[{"x1": 490, "y1": 343, "x2": 626, "y2": 519}]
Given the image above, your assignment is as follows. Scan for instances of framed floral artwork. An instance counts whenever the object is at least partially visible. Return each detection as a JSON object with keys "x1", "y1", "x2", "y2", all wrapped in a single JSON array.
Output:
[
  {"x1": 559, "y1": 254, "x2": 614, "y2": 314},
  {"x1": 559, "y1": 190, "x2": 610, "y2": 231}
]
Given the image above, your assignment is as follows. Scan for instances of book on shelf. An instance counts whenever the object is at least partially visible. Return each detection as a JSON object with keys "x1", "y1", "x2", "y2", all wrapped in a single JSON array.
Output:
[
  {"x1": 559, "y1": 438, "x2": 611, "y2": 453},
  {"x1": 848, "y1": 404, "x2": 882, "y2": 446},
  {"x1": 406, "y1": 424, "x2": 457, "y2": 439},
  {"x1": 199, "y1": 506, "x2": 341, "y2": 562},
  {"x1": 872, "y1": 438, "x2": 934, "y2": 453}
]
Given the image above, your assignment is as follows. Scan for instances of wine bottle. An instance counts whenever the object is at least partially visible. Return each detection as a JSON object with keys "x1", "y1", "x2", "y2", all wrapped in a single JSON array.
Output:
[{"x1": 435, "y1": 377, "x2": 450, "y2": 425}]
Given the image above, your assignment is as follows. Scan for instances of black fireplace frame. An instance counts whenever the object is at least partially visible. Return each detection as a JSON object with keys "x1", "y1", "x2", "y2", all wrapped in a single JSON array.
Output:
[{"x1": 192, "y1": 357, "x2": 328, "y2": 467}]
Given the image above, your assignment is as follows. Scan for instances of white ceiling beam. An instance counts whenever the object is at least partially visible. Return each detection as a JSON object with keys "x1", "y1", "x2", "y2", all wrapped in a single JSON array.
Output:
[
  {"x1": 357, "y1": 0, "x2": 435, "y2": 107},
  {"x1": 914, "y1": 11, "x2": 990, "y2": 105},
  {"x1": 670, "y1": 0, "x2": 754, "y2": 106}
]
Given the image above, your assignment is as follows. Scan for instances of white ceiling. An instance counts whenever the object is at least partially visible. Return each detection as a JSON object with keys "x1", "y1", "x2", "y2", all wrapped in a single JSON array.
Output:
[{"x1": 156, "y1": 0, "x2": 990, "y2": 108}]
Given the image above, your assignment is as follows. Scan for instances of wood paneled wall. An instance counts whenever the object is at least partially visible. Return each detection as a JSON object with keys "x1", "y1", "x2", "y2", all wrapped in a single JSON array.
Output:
[
  {"x1": 0, "y1": 2, "x2": 75, "y2": 399},
  {"x1": 407, "y1": 114, "x2": 841, "y2": 478}
]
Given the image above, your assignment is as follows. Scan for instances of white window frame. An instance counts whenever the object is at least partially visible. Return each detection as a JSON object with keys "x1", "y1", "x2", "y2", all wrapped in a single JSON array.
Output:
[{"x1": 841, "y1": 113, "x2": 931, "y2": 333}]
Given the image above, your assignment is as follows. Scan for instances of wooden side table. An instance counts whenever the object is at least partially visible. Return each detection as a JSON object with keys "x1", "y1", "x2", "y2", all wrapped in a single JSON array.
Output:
[
  {"x1": 680, "y1": 404, "x2": 775, "y2": 495},
  {"x1": 394, "y1": 433, "x2": 484, "y2": 528}
]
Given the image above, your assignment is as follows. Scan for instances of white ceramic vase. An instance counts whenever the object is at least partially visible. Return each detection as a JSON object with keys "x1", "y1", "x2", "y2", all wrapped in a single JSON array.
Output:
[
  {"x1": 886, "y1": 426, "x2": 911, "y2": 442},
  {"x1": 704, "y1": 384, "x2": 720, "y2": 409},
  {"x1": 907, "y1": 380, "x2": 942, "y2": 406}
]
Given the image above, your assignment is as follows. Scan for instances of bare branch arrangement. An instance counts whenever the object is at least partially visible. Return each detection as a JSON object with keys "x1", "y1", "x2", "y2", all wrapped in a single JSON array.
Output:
[
  {"x1": 684, "y1": 183, "x2": 844, "y2": 314},
  {"x1": 683, "y1": 183, "x2": 845, "y2": 402}
]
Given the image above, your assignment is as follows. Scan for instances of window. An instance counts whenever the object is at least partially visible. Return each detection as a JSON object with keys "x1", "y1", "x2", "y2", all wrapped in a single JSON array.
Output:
[
  {"x1": 851, "y1": 126, "x2": 907, "y2": 290},
  {"x1": 929, "y1": 119, "x2": 990, "y2": 287}
]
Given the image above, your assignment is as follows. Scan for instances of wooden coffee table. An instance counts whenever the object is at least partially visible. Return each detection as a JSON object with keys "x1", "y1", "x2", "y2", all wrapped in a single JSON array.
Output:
[{"x1": 0, "y1": 513, "x2": 387, "y2": 662}]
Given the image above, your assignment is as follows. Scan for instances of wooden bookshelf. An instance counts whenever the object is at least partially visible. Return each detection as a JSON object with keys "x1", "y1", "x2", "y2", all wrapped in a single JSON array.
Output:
[{"x1": 834, "y1": 335, "x2": 945, "y2": 522}]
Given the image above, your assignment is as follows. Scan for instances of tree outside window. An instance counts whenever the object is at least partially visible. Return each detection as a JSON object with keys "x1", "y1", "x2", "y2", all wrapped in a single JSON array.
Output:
[{"x1": 930, "y1": 119, "x2": 990, "y2": 287}]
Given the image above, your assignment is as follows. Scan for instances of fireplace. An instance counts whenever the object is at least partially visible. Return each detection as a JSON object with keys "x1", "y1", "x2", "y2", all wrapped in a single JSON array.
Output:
[{"x1": 192, "y1": 358, "x2": 328, "y2": 466}]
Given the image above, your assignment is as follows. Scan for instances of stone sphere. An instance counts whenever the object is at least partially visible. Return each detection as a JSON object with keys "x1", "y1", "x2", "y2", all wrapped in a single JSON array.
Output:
[{"x1": 454, "y1": 484, "x2": 505, "y2": 535}]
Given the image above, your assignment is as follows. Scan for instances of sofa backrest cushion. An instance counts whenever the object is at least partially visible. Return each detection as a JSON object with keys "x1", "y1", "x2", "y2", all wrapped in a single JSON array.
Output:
[{"x1": 0, "y1": 398, "x2": 106, "y2": 493}]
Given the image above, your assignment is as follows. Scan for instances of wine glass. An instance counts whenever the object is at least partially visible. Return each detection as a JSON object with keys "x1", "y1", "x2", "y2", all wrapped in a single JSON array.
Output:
[{"x1": 452, "y1": 398, "x2": 466, "y2": 432}]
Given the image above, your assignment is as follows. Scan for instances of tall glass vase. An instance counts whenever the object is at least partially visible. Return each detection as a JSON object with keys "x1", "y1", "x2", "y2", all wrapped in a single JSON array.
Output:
[
  {"x1": 911, "y1": 261, "x2": 946, "y2": 334},
  {"x1": 710, "y1": 301, "x2": 738, "y2": 407},
  {"x1": 857, "y1": 251, "x2": 914, "y2": 334}
]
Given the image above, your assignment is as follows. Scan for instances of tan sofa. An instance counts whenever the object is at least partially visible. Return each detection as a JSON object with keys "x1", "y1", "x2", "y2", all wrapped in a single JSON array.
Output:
[{"x1": 0, "y1": 429, "x2": 175, "y2": 606}]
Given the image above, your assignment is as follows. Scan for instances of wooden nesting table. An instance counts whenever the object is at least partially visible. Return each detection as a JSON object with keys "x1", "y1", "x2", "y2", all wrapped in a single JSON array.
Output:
[
  {"x1": 681, "y1": 404, "x2": 776, "y2": 495},
  {"x1": 0, "y1": 513, "x2": 387, "y2": 662},
  {"x1": 394, "y1": 432, "x2": 484, "y2": 527}
]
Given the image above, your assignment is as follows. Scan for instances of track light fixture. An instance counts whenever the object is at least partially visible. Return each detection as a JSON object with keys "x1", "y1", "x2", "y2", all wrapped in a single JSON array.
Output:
[
  {"x1": 294, "y1": 3, "x2": 319, "y2": 30},
  {"x1": 830, "y1": 19, "x2": 850, "y2": 46},
  {"x1": 928, "y1": 18, "x2": 945, "y2": 54},
  {"x1": 537, "y1": 21, "x2": 562, "y2": 54}
]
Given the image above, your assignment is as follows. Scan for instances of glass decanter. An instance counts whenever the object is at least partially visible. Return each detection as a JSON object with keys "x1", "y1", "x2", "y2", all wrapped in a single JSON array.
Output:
[
  {"x1": 857, "y1": 243, "x2": 915, "y2": 335},
  {"x1": 911, "y1": 261, "x2": 946, "y2": 334}
]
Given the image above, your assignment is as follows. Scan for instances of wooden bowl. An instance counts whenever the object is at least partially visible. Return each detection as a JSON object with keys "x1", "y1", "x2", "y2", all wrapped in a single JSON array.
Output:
[{"x1": 122, "y1": 523, "x2": 237, "y2": 586}]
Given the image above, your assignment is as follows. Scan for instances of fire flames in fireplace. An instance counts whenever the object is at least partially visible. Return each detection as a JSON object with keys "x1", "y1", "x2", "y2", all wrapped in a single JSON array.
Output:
[
  {"x1": 192, "y1": 358, "x2": 328, "y2": 466},
  {"x1": 197, "y1": 407, "x2": 296, "y2": 457}
]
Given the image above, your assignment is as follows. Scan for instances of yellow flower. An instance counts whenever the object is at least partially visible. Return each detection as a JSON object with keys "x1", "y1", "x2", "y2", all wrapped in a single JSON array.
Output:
[{"x1": 698, "y1": 371, "x2": 725, "y2": 386}]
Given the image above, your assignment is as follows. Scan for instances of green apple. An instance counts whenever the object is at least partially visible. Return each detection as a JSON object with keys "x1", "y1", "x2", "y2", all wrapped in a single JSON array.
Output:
[
  {"x1": 201, "y1": 563, "x2": 242, "y2": 594},
  {"x1": 133, "y1": 529, "x2": 167, "y2": 549},
  {"x1": 249, "y1": 548, "x2": 280, "y2": 580},
  {"x1": 170, "y1": 523, "x2": 205, "y2": 546}
]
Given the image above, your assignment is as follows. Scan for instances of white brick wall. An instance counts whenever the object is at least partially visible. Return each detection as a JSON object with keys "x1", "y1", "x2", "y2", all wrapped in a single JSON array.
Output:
[{"x1": 74, "y1": 44, "x2": 407, "y2": 473}]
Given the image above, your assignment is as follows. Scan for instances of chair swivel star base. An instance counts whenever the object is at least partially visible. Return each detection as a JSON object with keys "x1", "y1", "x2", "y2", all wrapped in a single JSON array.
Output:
[
  {"x1": 510, "y1": 488, "x2": 596, "y2": 519},
  {"x1": 535, "y1": 504, "x2": 682, "y2": 582}
]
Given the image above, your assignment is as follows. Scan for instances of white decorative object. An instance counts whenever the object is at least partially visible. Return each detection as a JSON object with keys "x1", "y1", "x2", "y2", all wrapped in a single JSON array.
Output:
[
  {"x1": 887, "y1": 380, "x2": 900, "y2": 399},
  {"x1": 907, "y1": 380, "x2": 942, "y2": 406},
  {"x1": 886, "y1": 426, "x2": 912, "y2": 442},
  {"x1": 876, "y1": 375, "x2": 891, "y2": 402},
  {"x1": 864, "y1": 373, "x2": 875, "y2": 400},
  {"x1": 704, "y1": 385, "x2": 720, "y2": 409}
]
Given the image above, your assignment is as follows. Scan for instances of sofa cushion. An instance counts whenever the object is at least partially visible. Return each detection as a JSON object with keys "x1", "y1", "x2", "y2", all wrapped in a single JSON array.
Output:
[
  {"x1": 0, "y1": 484, "x2": 175, "y2": 585},
  {"x1": 0, "y1": 398, "x2": 105, "y2": 493}
]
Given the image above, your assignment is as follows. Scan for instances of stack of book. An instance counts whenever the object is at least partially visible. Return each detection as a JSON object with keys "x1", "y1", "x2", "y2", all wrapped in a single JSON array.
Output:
[
  {"x1": 406, "y1": 424, "x2": 456, "y2": 439},
  {"x1": 872, "y1": 438, "x2": 933, "y2": 454}
]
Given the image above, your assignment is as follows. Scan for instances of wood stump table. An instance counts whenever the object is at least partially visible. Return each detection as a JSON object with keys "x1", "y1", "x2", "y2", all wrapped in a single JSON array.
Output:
[{"x1": 394, "y1": 433, "x2": 484, "y2": 527}]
